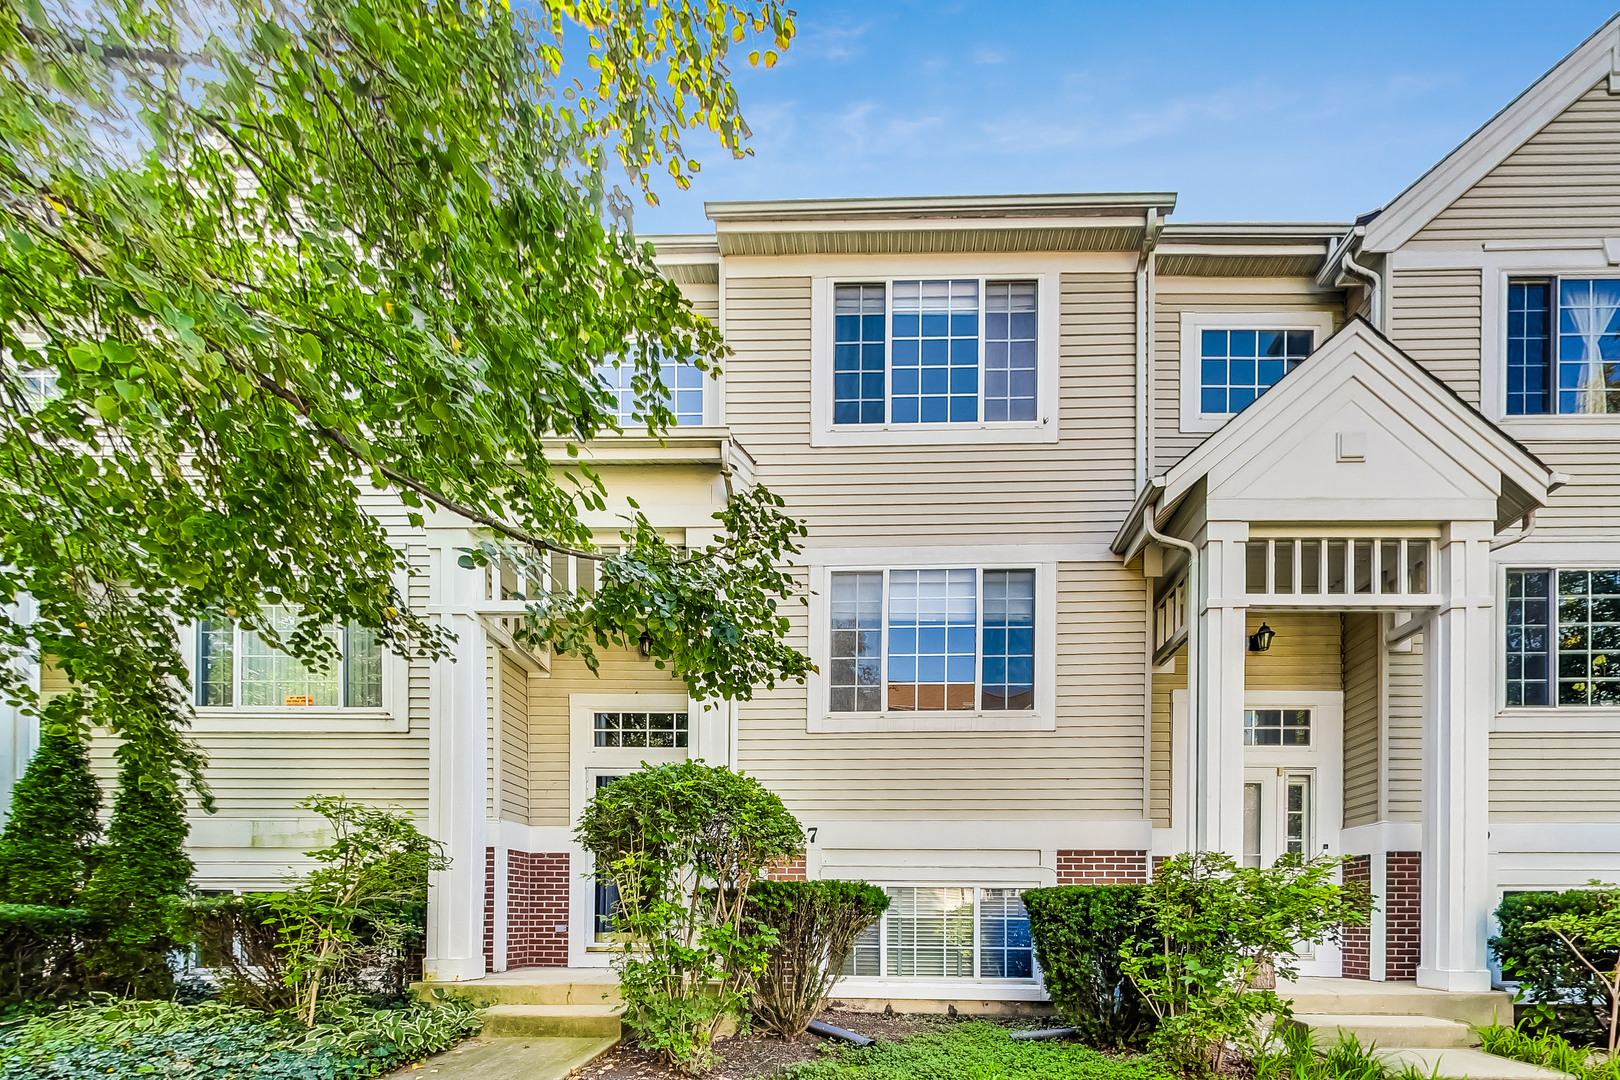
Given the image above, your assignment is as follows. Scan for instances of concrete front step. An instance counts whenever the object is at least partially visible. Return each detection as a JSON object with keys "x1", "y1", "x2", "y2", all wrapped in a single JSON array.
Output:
[
  {"x1": 1294, "y1": 1013, "x2": 1478, "y2": 1050},
  {"x1": 1376, "y1": 1048, "x2": 1575, "y2": 1080},
  {"x1": 414, "y1": 969, "x2": 624, "y2": 1008},
  {"x1": 1278, "y1": 977, "x2": 1515, "y2": 1027},
  {"x1": 480, "y1": 1004, "x2": 624, "y2": 1039}
]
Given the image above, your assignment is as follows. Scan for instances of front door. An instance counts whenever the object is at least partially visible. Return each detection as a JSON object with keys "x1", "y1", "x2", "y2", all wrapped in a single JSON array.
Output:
[{"x1": 1240, "y1": 692, "x2": 1343, "y2": 976}]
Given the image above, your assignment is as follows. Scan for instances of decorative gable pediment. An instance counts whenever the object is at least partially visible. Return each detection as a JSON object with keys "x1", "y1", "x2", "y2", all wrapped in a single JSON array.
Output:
[{"x1": 1163, "y1": 320, "x2": 1552, "y2": 526}]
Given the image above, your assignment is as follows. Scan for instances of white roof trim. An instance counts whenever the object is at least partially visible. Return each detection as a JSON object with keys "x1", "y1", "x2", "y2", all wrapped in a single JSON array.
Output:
[{"x1": 1362, "y1": 14, "x2": 1620, "y2": 253}]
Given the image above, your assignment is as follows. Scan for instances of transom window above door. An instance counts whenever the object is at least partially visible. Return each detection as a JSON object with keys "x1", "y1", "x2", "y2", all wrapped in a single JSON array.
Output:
[
  {"x1": 832, "y1": 278, "x2": 1039, "y2": 427},
  {"x1": 1507, "y1": 278, "x2": 1620, "y2": 416},
  {"x1": 1244, "y1": 708, "x2": 1312, "y2": 746}
]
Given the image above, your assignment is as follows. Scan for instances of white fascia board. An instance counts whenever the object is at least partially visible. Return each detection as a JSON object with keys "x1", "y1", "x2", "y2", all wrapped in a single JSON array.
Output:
[{"x1": 1363, "y1": 16, "x2": 1620, "y2": 253}]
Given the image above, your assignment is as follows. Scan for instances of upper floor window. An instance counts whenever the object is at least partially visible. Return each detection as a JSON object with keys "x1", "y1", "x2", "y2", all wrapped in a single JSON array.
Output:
[
  {"x1": 195, "y1": 606, "x2": 383, "y2": 709},
  {"x1": 1504, "y1": 568, "x2": 1620, "y2": 707},
  {"x1": 832, "y1": 278, "x2": 1038, "y2": 427},
  {"x1": 593, "y1": 355, "x2": 707, "y2": 428},
  {"x1": 828, "y1": 567, "x2": 1035, "y2": 714},
  {"x1": 1200, "y1": 330, "x2": 1313, "y2": 415},
  {"x1": 1507, "y1": 278, "x2": 1620, "y2": 415}
]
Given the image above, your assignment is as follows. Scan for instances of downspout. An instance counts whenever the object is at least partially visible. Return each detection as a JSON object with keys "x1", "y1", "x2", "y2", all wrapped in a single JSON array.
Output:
[
  {"x1": 1135, "y1": 208, "x2": 1161, "y2": 489},
  {"x1": 1141, "y1": 499, "x2": 1198, "y2": 852},
  {"x1": 1490, "y1": 510, "x2": 1538, "y2": 552},
  {"x1": 1340, "y1": 243, "x2": 1383, "y2": 333}
]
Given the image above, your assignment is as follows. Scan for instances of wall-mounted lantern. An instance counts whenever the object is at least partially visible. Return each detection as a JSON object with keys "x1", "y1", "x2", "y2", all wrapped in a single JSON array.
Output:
[
  {"x1": 638, "y1": 630, "x2": 653, "y2": 658},
  {"x1": 1248, "y1": 623, "x2": 1277, "y2": 653}
]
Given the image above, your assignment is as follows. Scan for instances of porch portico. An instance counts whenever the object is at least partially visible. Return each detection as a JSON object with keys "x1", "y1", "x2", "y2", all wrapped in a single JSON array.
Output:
[{"x1": 1113, "y1": 319, "x2": 1558, "y2": 992}]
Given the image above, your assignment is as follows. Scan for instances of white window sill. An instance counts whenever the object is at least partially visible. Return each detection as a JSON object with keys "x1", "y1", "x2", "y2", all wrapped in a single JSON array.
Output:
[
  {"x1": 1497, "y1": 416, "x2": 1620, "y2": 440},
  {"x1": 191, "y1": 708, "x2": 409, "y2": 734},
  {"x1": 1181, "y1": 413, "x2": 1234, "y2": 435},
  {"x1": 810, "y1": 711, "x2": 1053, "y2": 734},
  {"x1": 812, "y1": 419, "x2": 1058, "y2": 448},
  {"x1": 1492, "y1": 707, "x2": 1620, "y2": 733}
]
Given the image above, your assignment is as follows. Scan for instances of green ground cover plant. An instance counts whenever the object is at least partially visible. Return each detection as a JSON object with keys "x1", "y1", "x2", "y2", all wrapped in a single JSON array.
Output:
[
  {"x1": 1478, "y1": 1021, "x2": 1620, "y2": 1080},
  {"x1": 1253, "y1": 1022, "x2": 1441, "y2": 1080},
  {"x1": 0, "y1": 994, "x2": 482, "y2": 1080},
  {"x1": 780, "y1": 1021, "x2": 1177, "y2": 1080}
]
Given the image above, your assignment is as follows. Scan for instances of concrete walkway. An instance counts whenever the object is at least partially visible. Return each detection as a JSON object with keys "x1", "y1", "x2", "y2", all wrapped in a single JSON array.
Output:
[{"x1": 387, "y1": 1034, "x2": 617, "y2": 1080}]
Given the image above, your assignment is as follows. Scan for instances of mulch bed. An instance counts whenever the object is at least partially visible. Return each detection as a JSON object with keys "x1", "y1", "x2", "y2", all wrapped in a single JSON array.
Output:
[{"x1": 575, "y1": 1009, "x2": 977, "y2": 1080}]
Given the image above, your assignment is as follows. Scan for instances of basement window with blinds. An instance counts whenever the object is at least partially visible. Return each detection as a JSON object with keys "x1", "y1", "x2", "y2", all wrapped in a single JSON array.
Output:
[{"x1": 841, "y1": 886, "x2": 1035, "y2": 981}]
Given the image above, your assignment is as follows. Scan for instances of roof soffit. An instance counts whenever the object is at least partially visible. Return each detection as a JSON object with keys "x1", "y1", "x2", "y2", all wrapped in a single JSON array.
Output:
[
  {"x1": 1362, "y1": 14, "x2": 1620, "y2": 253},
  {"x1": 1161, "y1": 320, "x2": 1553, "y2": 519}
]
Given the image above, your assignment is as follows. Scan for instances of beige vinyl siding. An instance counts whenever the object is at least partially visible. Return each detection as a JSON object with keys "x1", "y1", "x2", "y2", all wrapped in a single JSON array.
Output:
[
  {"x1": 526, "y1": 648, "x2": 687, "y2": 827},
  {"x1": 486, "y1": 650, "x2": 497, "y2": 819},
  {"x1": 738, "y1": 563, "x2": 1148, "y2": 819},
  {"x1": 1152, "y1": 284, "x2": 1343, "y2": 475},
  {"x1": 1341, "y1": 613, "x2": 1380, "y2": 828},
  {"x1": 499, "y1": 655, "x2": 530, "y2": 824},
  {"x1": 1150, "y1": 647, "x2": 1184, "y2": 828},
  {"x1": 1511, "y1": 443, "x2": 1620, "y2": 542},
  {"x1": 1415, "y1": 79, "x2": 1620, "y2": 243},
  {"x1": 719, "y1": 274, "x2": 1137, "y2": 548},
  {"x1": 39, "y1": 657, "x2": 72, "y2": 701},
  {"x1": 1388, "y1": 269, "x2": 1482, "y2": 405},
  {"x1": 1490, "y1": 732, "x2": 1620, "y2": 821},
  {"x1": 1386, "y1": 634, "x2": 1424, "y2": 821},
  {"x1": 1243, "y1": 612, "x2": 1342, "y2": 691}
]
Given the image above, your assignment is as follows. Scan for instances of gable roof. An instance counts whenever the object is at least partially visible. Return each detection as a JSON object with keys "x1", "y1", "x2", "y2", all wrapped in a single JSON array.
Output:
[
  {"x1": 1362, "y1": 13, "x2": 1620, "y2": 252},
  {"x1": 1113, "y1": 318, "x2": 1556, "y2": 556}
]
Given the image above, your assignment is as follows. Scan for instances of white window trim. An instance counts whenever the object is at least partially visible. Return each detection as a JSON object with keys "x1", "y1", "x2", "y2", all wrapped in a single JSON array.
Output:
[
  {"x1": 1178, "y1": 311, "x2": 1334, "y2": 434},
  {"x1": 806, "y1": 561, "x2": 1057, "y2": 733},
  {"x1": 840, "y1": 881, "x2": 1043, "y2": 988},
  {"x1": 179, "y1": 620, "x2": 409, "y2": 733},
  {"x1": 1487, "y1": 268, "x2": 1620, "y2": 436},
  {"x1": 1493, "y1": 561, "x2": 1620, "y2": 732},
  {"x1": 808, "y1": 274, "x2": 1060, "y2": 447}
]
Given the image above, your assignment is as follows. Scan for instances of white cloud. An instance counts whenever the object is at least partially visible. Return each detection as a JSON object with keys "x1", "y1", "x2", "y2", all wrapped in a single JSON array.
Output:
[{"x1": 973, "y1": 45, "x2": 1006, "y2": 64}]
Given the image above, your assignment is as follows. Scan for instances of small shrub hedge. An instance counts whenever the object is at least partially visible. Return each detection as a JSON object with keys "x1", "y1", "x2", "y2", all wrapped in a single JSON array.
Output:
[
  {"x1": 744, "y1": 879, "x2": 889, "y2": 1038},
  {"x1": 1492, "y1": 889, "x2": 1619, "y2": 1046},
  {"x1": 1023, "y1": 884, "x2": 1153, "y2": 1048},
  {"x1": 779, "y1": 1021, "x2": 1176, "y2": 1080},
  {"x1": 0, "y1": 904, "x2": 97, "y2": 1002}
]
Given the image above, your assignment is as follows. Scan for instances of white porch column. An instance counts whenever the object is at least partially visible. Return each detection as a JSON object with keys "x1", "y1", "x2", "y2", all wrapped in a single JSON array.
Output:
[
  {"x1": 1418, "y1": 519, "x2": 1493, "y2": 992},
  {"x1": 1194, "y1": 521, "x2": 1249, "y2": 856},
  {"x1": 424, "y1": 528, "x2": 490, "y2": 982}
]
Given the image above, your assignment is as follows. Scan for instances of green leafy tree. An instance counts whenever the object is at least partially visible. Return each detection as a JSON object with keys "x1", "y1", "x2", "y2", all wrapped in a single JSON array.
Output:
[
  {"x1": 0, "y1": 693, "x2": 102, "y2": 906},
  {"x1": 575, "y1": 761, "x2": 804, "y2": 1073},
  {"x1": 80, "y1": 751, "x2": 194, "y2": 994},
  {"x1": 0, "y1": 0, "x2": 805, "y2": 803},
  {"x1": 1530, "y1": 883, "x2": 1620, "y2": 1055}
]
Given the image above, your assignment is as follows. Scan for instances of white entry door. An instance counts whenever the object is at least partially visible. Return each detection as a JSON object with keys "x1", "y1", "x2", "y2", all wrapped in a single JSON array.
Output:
[{"x1": 1241, "y1": 691, "x2": 1343, "y2": 976}]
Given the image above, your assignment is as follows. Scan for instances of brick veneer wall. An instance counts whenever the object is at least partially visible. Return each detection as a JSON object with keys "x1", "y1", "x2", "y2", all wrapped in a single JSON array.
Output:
[
  {"x1": 1386, "y1": 851, "x2": 1421, "y2": 981},
  {"x1": 482, "y1": 847, "x2": 496, "y2": 974},
  {"x1": 1056, "y1": 850, "x2": 1149, "y2": 885},
  {"x1": 506, "y1": 851, "x2": 570, "y2": 968},
  {"x1": 766, "y1": 856, "x2": 807, "y2": 881},
  {"x1": 1342, "y1": 854, "x2": 1371, "y2": 980}
]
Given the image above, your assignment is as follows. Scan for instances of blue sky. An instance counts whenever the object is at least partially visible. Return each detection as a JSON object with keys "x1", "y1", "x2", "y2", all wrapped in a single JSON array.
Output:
[{"x1": 626, "y1": 0, "x2": 1619, "y2": 234}]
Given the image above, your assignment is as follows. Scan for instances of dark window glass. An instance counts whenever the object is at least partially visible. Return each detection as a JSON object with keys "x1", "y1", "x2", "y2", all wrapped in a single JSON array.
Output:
[
  {"x1": 1508, "y1": 280, "x2": 1552, "y2": 416},
  {"x1": 1200, "y1": 329, "x2": 1312, "y2": 414},
  {"x1": 981, "y1": 570, "x2": 1035, "y2": 711},
  {"x1": 834, "y1": 284, "x2": 886, "y2": 424},
  {"x1": 1556, "y1": 569, "x2": 1620, "y2": 705}
]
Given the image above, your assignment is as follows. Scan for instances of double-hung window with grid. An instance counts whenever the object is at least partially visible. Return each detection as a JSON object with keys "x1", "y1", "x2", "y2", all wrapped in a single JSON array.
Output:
[
  {"x1": 195, "y1": 605, "x2": 383, "y2": 709},
  {"x1": 1506, "y1": 278, "x2": 1620, "y2": 415},
  {"x1": 1504, "y1": 568, "x2": 1620, "y2": 707},
  {"x1": 833, "y1": 279, "x2": 1038, "y2": 426},
  {"x1": 1199, "y1": 329, "x2": 1313, "y2": 415},
  {"x1": 593, "y1": 354, "x2": 707, "y2": 427},
  {"x1": 828, "y1": 568, "x2": 1036, "y2": 714}
]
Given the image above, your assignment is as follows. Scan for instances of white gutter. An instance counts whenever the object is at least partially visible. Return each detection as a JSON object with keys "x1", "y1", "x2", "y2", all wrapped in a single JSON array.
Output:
[
  {"x1": 1140, "y1": 498, "x2": 1198, "y2": 853},
  {"x1": 1321, "y1": 225, "x2": 1384, "y2": 332}
]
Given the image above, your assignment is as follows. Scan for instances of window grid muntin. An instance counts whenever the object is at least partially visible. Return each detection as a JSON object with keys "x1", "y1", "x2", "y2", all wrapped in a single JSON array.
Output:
[
  {"x1": 834, "y1": 284, "x2": 887, "y2": 424},
  {"x1": 830, "y1": 277, "x2": 1039, "y2": 428},
  {"x1": 827, "y1": 568, "x2": 1038, "y2": 716},
  {"x1": 593, "y1": 356, "x2": 706, "y2": 427},
  {"x1": 593, "y1": 711, "x2": 690, "y2": 748},
  {"x1": 1505, "y1": 569, "x2": 1551, "y2": 707},
  {"x1": 1243, "y1": 708, "x2": 1312, "y2": 747},
  {"x1": 983, "y1": 282, "x2": 1038, "y2": 422},
  {"x1": 1556, "y1": 569, "x2": 1620, "y2": 706},
  {"x1": 841, "y1": 886, "x2": 1035, "y2": 981},
  {"x1": 886, "y1": 569, "x2": 978, "y2": 712},
  {"x1": 1199, "y1": 329, "x2": 1312, "y2": 415},
  {"x1": 981, "y1": 570, "x2": 1036, "y2": 710},
  {"x1": 196, "y1": 608, "x2": 382, "y2": 709},
  {"x1": 1504, "y1": 277, "x2": 1620, "y2": 416},
  {"x1": 829, "y1": 571, "x2": 884, "y2": 713}
]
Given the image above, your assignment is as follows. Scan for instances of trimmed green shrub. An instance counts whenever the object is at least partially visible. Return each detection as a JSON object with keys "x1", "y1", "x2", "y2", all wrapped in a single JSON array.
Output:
[
  {"x1": 0, "y1": 904, "x2": 96, "y2": 1001},
  {"x1": 0, "y1": 704, "x2": 102, "y2": 907},
  {"x1": 744, "y1": 879, "x2": 889, "y2": 1039},
  {"x1": 1492, "y1": 888, "x2": 1619, "y2": 1046},
  {"x1": 1023, "y1": 884, "x2": 1153, "y2": 1048},
  {"x1": 575, "y1": 760, "x2": 804, "y2": 1074},
  {"x1": 80, "y1": 753, "x2": 194, "y2": 996}
]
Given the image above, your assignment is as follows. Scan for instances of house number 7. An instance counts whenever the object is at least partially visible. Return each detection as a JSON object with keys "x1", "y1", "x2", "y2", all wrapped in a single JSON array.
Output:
[{"x1": 807, "y1": 827, "x2": 817, "y2": 843}]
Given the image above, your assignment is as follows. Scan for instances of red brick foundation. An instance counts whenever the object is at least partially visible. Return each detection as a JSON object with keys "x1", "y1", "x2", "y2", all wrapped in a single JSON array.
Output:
[
  {"x1": 765, "y1": 856, "x2": 808, "y2": 881},
  {"x1": 1386, "y1": 851, "x2": 1421, "y2": 981},
  {"x1": 482, "y1": 847, "x2": 496, "y2": 974},
  {"x1": 1342, "y1": 854, "x2": 1371, "y2": 980},
  {"x1": 1056, "y1": 850, "x2": 1149, "y2": 885},
  {"x1": 505, "y1": 851, "x2": 571, "y2": 968}
]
